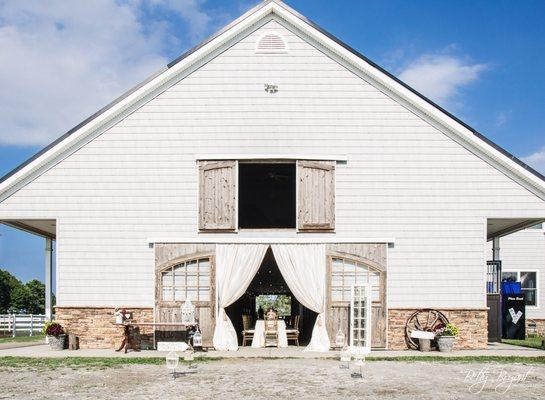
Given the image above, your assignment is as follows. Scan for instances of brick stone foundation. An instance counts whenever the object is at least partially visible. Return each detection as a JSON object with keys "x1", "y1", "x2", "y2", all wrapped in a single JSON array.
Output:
[
  {"x1": 55, "y1": 307, "x2": 153, "y2": 349},
  {"x1": 56, "y1": 306, "x2": 489, "y2": 350},
  {"x1": 527, "y1": 319, "x2": 545, "y2": 336},
  {"x1": 388, "y1": 308, "x2": 488, "y2": 350}
]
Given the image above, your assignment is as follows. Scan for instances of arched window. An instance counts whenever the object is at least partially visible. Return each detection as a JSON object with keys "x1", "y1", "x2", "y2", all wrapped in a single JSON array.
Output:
[
  {"x1": 331, "y1": 257, "x2": 381, "y2": 302},
  {"x1": 160, "y1": 257, "x2": 211, "y2": 302}
]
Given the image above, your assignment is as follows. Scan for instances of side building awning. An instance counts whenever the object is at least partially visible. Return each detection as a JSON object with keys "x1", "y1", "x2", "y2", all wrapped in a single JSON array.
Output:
[{"x1": 487, "y1": 218, "x2": 544, "y2": 241}]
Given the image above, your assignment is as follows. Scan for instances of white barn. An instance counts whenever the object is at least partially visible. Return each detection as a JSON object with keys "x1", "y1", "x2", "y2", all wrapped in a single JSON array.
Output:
[{"x1": 1, "y1": 0, "x2": 545, "y2": 350}]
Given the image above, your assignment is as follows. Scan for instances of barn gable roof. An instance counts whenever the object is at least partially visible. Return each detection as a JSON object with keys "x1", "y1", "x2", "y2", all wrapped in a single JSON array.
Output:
[{"x1": 1, "y1": 0, "x2": 545, "y2": 201}]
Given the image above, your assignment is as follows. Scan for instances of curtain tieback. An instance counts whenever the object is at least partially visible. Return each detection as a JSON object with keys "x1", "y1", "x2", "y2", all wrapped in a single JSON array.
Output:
[{"x1": 316, "y1": 313, "x2": 324, "y2": 327}]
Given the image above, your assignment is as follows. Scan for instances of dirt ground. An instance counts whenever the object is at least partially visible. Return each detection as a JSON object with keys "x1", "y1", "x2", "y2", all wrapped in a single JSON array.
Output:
[{"x1": 1, "y1": 358, "x2": 544, "y2": 399}]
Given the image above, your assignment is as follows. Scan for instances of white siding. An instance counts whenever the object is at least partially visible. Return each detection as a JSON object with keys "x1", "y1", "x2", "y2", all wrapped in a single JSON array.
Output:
[
  {"x1": 492, "y1": 228, "x2": 545, "y2": 318},
  {"x1": 1, "y1": 20, "x2": 545, "y2": 308}
]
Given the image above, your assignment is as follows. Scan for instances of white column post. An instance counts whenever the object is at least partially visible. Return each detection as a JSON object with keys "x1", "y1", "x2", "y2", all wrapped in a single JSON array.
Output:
[
  {"x1": 45, "y1": 237, "x2": 53, "y2": 321},
  {"x1": 492, "y1": 236, "x2": 500, "y2": 261}
]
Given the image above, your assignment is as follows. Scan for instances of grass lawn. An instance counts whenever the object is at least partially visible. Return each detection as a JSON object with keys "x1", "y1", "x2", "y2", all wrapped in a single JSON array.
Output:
[
  {"x1": 0, "y1": 356, "x2": 216, "y2": 370},
  {"x1": 1, "y1": 355, "x2": 545, "y2": 370},
  {"x1": 0, "y1": 334, "x2": 45, "y2": 344},
  {"x1": 503, "y1": 336, "x2": 545, "y2": 350}
]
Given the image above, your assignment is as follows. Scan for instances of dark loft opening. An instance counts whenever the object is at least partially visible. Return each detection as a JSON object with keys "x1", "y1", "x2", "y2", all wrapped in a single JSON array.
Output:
[{"x1": 238, "y1": 163, "x2": 296, "y2": 229}]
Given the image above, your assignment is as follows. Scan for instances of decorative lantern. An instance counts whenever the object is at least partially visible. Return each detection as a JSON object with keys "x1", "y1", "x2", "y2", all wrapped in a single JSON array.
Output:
[
  {"x1": 350, "y1": 347, "x2": 369, "y2": 379},
  {"x1": 184, "y1": 348, "x2": 195, "y2": 369},
  {"x1": 181, "y1": 297, "x2": 195, "y2": 325},
  {"x1": 165, "y1": 351, "x2": 179, "y2": 378},
  {"x1": 340, "y1": 345, "x2": 351, "y2": 369},
  {"x1": 192, "y1": 326, "x2": 203, "y2": 350},
  {"x1": 335, "y1": 329, "x2": 346, "y2": 348},
  {"x1": 114, "y1": 308, "x2": 124, "y2": 324}
]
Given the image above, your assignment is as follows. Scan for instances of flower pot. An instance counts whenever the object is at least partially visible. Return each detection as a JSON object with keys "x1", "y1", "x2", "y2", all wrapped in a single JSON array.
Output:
[
  {"x1": 437, "y1": 336, "x2": 455, "y2": 352},
  {"x1": 47, "y1": 334, "x2": 66, "y2": 350}
]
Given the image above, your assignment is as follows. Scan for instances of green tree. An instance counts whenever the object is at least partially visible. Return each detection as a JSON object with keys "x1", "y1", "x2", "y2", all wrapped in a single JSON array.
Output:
[
  {"x1": 25, "y1": 280, "x2": 47, "y2": 314},
  {"x1": 9, "y1": 283, "x2": 30, "y2": 313},
  {"x1": 0, "y1": 270, "x2": 54, "y2": 314},
  {"x1": 0, "y1": 270, "x2": 23, "y2": 313}
]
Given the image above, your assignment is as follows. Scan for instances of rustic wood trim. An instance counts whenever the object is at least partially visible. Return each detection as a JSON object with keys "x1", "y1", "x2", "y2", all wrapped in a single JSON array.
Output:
[
  {"x1": 156, "y1": 251, "x2": 215, "y2": 273},
  {"x1": 326, "y1": 249, "x2": 386, "y2": 272},
  {"x1": 325, "y1": 255, "x2": 333, "y2": 341}
]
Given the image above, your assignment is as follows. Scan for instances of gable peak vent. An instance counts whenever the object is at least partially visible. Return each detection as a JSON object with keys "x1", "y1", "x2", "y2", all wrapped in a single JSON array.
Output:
[{"x1": 255, "y1": 32, "x2": 288, "y2": 54}]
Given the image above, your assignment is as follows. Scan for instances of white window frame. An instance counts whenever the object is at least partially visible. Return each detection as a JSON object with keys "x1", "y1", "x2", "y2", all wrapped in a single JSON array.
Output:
[
  {"x1": 349, "y1": 284, "x2": 372, "y2": 352},
  {"x1": 502, "y1": 269, "x2": 539, "y2": 308}
]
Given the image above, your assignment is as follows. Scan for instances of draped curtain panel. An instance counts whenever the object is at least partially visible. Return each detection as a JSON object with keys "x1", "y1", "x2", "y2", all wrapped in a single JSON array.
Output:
[
  {"x1": 271, "y1": 244, "x2": 330, "y2": 352},
  {"x1": 213, "y1": 244, "x2": 268, "y2": 351}
]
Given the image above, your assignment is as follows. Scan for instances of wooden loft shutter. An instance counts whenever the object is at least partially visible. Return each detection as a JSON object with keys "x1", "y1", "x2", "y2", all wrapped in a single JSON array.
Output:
[
  {"x1": 199, "y1": 161, "x2": 237, "y2": 231},
  {"x1": 297, "y1": 160, "x2": 335, "y2": 231}
]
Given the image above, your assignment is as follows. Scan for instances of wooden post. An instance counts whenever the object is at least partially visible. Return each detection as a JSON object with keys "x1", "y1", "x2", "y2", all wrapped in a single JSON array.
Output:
[{"x1": 45, "y1": 238, "x2": 53, "y2": 321}]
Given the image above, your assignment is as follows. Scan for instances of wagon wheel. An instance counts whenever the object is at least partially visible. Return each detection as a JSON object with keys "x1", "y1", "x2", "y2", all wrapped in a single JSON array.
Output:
[{"x1": 405, "y1": 309, "x2": 449, "y2": 350}]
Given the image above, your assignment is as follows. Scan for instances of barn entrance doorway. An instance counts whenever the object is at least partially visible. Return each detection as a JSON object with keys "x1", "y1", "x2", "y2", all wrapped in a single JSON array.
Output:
[{"x1": 226, "y1": 247, "x2": 317, "y2": 346}]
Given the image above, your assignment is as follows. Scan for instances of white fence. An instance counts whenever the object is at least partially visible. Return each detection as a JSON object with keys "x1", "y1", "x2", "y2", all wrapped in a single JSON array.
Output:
[{"x1": 0, "y1": 314, "x2": 50, "y2": 337}]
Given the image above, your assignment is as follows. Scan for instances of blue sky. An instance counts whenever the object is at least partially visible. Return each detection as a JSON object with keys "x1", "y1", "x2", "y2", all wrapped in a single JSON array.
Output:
[{"x1": 1, "y1": 0, "x2": 545, "y2": 284}]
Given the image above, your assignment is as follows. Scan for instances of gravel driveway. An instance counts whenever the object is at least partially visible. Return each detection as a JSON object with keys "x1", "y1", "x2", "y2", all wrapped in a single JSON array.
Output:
[{"x1": 2, "y1": 358, "x2": 544, "y2": 399}]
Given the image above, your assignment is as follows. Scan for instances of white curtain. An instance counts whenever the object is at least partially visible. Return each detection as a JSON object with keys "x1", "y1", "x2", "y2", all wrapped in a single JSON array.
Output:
[
  {"x1": 272, "y1": 244, "x2": 330, "y2": 352},
  {"x1": 213, "y1": 244, "x2": 268, "y2": 351}
]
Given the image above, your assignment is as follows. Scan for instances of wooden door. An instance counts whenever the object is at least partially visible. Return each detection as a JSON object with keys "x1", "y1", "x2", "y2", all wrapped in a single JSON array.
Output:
[
  {"x1": 326, "y1": 244, "x2": 388, "y2": 348},
  {"x1": 199, "y1": 160, "x2": 237, "y2": 231},
  {"x1": 155, "y1": 244, "x2": 216, "y2": 348},
  {"x1": 297, "y1": 160, "x2": 335, "y2": 230}
]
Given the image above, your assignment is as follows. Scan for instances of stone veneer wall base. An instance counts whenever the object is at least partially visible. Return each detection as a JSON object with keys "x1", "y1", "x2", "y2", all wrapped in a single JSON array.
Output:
[
  {"x1": 55, "y1": 307, "x2": 153, "y2": 349},
  {"x1": 387, "y1": 308, "x2": 488, "y2": 350},
  {"x1": 56, "y1": 307, "x2": 488, "y2": 350}
]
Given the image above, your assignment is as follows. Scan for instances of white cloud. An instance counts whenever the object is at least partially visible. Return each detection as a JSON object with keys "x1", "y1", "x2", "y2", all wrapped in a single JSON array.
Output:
[
  {"x1": 522, "y1": 147, "x2": 545, "y2": 175},
  {"x1": 494, "y1": 110, "x2": 511, "y2": 127},
  {"x1": 151, "y1": 0, "x2": 212, "y2": 42},
  {"x1": 0, "y1": 0, "x2": 226, "y2": 146},
  {"x1": 397, "y1": 50, "x2": 488, "y2": 107}
]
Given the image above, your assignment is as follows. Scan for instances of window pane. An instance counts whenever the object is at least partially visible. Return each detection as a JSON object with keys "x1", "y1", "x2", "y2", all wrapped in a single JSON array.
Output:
[
  {"x1": 162, "y1": 287, "x2": 173, "y2": 301},
  {"x1": 186, "y1": 274, "x2": 198, "y2": 287},
  {"x1": 174, "y1": 288, "x2": 185, "y2": 301},
  {"x1": 186, "y1": 260, "x2": 198, "y2": 273},
  {"x1": 331, "y1": 273, "x2": 343, "y2": 287},
  {"x1": 523, "y1": 289, "x2": 537, "y2": 306},
  {"x1": 199, "y1": 258, "x2": 210, "y2": 272},
  {"x1": 199, "y1": 288, "x2": 210, "y2": 301},
  {"x1": 199, "y1": 273, "x2": 209, "y2": 286},
  {"x1": 501, "y1": 272, "x2": 518, "y2": 282},
  {"x1": 174, "y1": 268, "x2": 185, "y2": 286},
  {"x1": 186, "y1": 288, "x2": 198, "y2": 301},
  {"x1": 332, "y1": 258, "x2": 343, "y2": 272},
  {"x1": 332, "y1": 288, "x2": 343, "y2": 302},
  {"x1": 162, "y1": 270, "x2": 173, "y2": 286},
  {"x1": 520, "y1": 272, "x2": 537, "y2": 289}
]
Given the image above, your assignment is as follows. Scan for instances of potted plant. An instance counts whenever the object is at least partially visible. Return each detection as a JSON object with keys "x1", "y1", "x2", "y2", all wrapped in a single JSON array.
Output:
[
  {"x1": 436, "y1": 323, "x2": 459, "y2": 352},
  {"x1": 43, "y1": 322, "x2": 66, "y2": 350}
]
